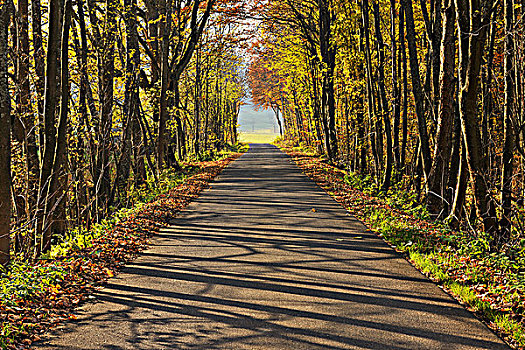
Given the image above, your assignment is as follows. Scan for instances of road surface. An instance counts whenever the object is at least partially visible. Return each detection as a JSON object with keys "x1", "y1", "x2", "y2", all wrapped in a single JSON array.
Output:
[{"x1": 37, "y1": 144, "x2": 508, "y2": 350}]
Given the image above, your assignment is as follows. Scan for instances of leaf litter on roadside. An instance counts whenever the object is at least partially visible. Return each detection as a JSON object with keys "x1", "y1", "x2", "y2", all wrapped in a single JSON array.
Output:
[{"x1": 0, "y1": 153, "x2": 242, "y2": 349}]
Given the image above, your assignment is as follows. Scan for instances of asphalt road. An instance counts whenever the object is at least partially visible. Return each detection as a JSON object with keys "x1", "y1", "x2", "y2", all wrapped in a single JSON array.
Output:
[{"x1": 37, "y1": 144, "x2": 509, "y2": 349}]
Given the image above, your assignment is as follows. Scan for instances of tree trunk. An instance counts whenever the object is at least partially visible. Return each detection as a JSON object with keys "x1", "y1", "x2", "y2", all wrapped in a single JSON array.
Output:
[
  {"x1": 95, "y1": 0, "x2": 118, "y2": 218},
  {"x1": 400, "y1": 5, "x2": 408, "y2": 170},
  {"x1": 157, "y1": 0, "x2": 172, "y2": 169},
  {"x1": 319, "y1": 0, "x2": 337, "y2": 161},
  {"x1": 456, "y1": 0, "x2": 498, "y2": 238},
  {"x1": 272, "y1": 105, "x2": 283, "y2": 136},
  {"x1": 482, "y1": 15, "x2": 496, "y2": 151},
  {"x1": 49, "y1": 0, "x2": 72, "y2": 238},
  {"x1": 448, "y1": 142, "x2": 468, "y2": 227},
  {"x1": 402, "y1": 0, "x2": 432, "y2": 177},
  {"x1": 115, "y1": 0, "x2": 141, "y2": 206},
  {"x1": 360, "y1": 0, "x2": 379, "y2": 176},
  {"x1": 17, "y1": 0, "x2": 40, "y2": 218},
  {"x1": 500, "y1": 0, "x2": 515, "y2": 241},
  {"x1": 390, "y1": 0, "x2": 401, "y2": 174},
  {"x1": 194, "y1": 45, "x2": 201, "y2": 155},
  {"x1": 31, "y1": 0, "x2": 45, "y2": 149},
  {"x1": 36, "y1": 0, "x2": 61, "y2": 255},
  {"x1": 427, "y1": 0, "x2": 456, "y2": 217},
  {"x1": 0, "y1": 3, "x2": 11, "y2": 265},
  {"x1": 373, "y1": 1, "x2": 393, "y2": 191}
]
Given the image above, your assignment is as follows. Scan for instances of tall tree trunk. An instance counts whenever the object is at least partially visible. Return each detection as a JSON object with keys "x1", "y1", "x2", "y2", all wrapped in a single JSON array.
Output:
[
  {"x1": 157, "y1": 0, "x2": 172, "y2": 169},
  {"x1": 390, "y1": 0, "x2": 401, "y2": 174},
  {"x1": 373, "y1": 1, "x2": 393, "y2": 191},
  {"x1": 402, "y1": 0, "x2": 432, "y2": 177},
  {"x1": 194, "y1": 45, "x2": 201, "y2": 155},
  {"x1": 482, "y1": 15, "x2": 497, "y2": 151},
  {"x1": 424, "y1": 0, "x2": 442, "y2": 127},
  {"x1": 0, "y1": 2, "x2": 11, "y2": 265},
  {"x1": 456, "y1": 0, "x2": 498, "y2": 238},
  {"x1": 319, "y1": 0, "x2": 337, "y2": 161},
  {"x1": 74, "y1": 0, "x2": 98, "y2": 223},
  {"x1": 31, "y1": 0, "x2": 45, "y2": 149},
  {"x1": 36, "y1": 0, "x2": 61, "y2": 256},
  {"x1": 360, "y1": 0, "x2": 380, "y2": 176},
  {"x1": 400, "y1": 5, "x2": 408, "y2": 170},
  {"x1": 95, "y1": 0, "x2": 117, "y2": 218},
  {"x1": 49, "y1": 0, "x2": 72, "y2": 239},
  {"x1": 115, "y1": 0, "x2": 141, "y2": 206},
  {"x1": 427, "y1": 0, "x2": 456, "y2": 217},
  {"x1": 145, "y1": 0, "x2": 160, "y2": 83},
  {"x1": 500, "y1": 0, "x2": 515, "y2": 241},
  {"x1": 17, "y1": 0, "x2": 40, "y2": 217}
]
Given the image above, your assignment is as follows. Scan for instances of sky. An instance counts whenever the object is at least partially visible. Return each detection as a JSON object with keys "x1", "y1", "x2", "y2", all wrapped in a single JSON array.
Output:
[{"x1": 237, "y1": 101, "x2": 279, "y2": 134}]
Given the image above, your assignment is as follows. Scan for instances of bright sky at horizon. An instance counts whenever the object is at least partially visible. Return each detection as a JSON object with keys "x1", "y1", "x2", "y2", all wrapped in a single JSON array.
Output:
[{"x1": 238, "y1": 100, "x2": 279, "y2": 134}]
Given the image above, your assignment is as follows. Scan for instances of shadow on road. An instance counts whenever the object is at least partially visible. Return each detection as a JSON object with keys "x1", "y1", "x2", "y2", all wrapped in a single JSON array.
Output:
[{"x1": 37, "y1": 144, "x2": 508, "y2": 350}]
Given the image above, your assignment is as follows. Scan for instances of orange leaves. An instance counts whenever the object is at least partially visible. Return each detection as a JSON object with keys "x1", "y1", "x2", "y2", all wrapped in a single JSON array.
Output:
[
  {"x1": 247, "y1": 48, "x2": 285, "y2": 111},
  {"x1": 3, "y1": 152, "x2": 243, "y2": 349}
]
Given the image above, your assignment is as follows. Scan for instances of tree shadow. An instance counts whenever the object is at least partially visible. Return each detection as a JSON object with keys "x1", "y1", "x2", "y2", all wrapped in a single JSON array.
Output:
[{"x1": 35, "y1": 144, "x2": 509, "y2": 350}]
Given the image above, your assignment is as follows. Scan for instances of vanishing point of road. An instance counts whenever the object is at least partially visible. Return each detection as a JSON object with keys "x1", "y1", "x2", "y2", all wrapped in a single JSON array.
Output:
[{"x1": 37, "y1": 144, "x2": 509, "y2": 350}]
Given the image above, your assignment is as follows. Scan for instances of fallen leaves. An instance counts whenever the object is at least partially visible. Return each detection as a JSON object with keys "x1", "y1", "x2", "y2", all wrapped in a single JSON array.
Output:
[
  {"x1": 1, "y1": 152, "x2": 242, "y2": 349},
  {"x1": 277, "y1": 142, "x2": 525, "y2": 349}
]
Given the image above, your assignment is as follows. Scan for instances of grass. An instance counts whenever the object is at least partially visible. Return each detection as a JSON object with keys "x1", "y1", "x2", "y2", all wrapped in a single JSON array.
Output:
[
  {"x1": 239, "y1": 132, "x2": 279, "y2": 144},
  {"x1": 276, "y1": 139, "x2": 525, "y2": 349},
  {"x1": 0, "y1": 149, "x2": 244, "y2": 348}
]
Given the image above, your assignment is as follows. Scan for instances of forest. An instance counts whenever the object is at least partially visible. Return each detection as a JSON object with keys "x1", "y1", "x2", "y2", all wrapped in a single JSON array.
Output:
[
  {"x1": 1, "y1": 0, "x2": 525, "y2": 346},
  {"x1": 0, "y1": 0, "x2": 249, "y2": 265},
  {"x1": 249, "y1": 0, "x2": 525, "y2": 248}
]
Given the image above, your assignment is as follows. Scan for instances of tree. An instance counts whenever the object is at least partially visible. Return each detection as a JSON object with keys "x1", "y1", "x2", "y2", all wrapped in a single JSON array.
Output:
[
  {"x1": 401, "y1": 0, "x2": 431, "y2": 177},
  {"x1": 426, "y1": 0, "x2": 456, "y2": 217},
  {"x1": 500, "y1": 0, "x2": 515, "y2": 240},
  {"x1": 456, "y1": 0, "x2": 498, "y2": 238},
  {"x1": 248, "y1": 51, "x2": 284, "y2": 136},
  {"x1": 36, "y1": 0, "x2": 62, "y2": 254},
  {"x1": 0, "y1": 1, "x2": 11, "y2": 265}
]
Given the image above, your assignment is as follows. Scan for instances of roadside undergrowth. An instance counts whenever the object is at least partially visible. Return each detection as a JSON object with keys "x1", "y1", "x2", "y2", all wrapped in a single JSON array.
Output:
[
  {"x1": 0, "y1": 150, "x2": 244, "y2": 349},
  {"x1": 277, "y1": 139, "x2": 525, "y2": 350}
]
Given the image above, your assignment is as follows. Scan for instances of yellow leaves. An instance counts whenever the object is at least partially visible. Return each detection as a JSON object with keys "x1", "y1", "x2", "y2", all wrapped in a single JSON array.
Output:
[{"x1": 103, "y1": 267, "x2": 114, "y2": 277}]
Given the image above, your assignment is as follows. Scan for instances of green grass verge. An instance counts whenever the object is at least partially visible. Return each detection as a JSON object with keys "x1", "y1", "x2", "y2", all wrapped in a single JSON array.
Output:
[
  {"x1": 277, "y1": 140, "x2": 525, "y2": 349},
  {"x1": 0, "y1": 149, "x2": 244, "y2": 348},
  {"x1": 362, "y1": 182, "x2": 525, "y2": 348}
]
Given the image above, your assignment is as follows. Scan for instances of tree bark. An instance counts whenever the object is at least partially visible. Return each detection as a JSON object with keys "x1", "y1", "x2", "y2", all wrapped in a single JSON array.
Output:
[
  {"x1": 116, "y1": 0, "x2": 141, "y2": 205},
  {"x1": 401, "y1": 0, "x2": 432, "y2": 177},
  {"x1": 31, "y1": 0, "x2": 45, "y2": 148},
  {"x1": 17, "y1": 0, "x2": 40, "y2": 217},
  {"x1": 194, "y1": 45, "x2": 201, "y2": 155},
  {"x1": 319, "y1": 0, "x2": 338, "y2": 162},
  {"x1": 0, "y1": 2, "x2": 11, "y2": 265},
  {"x1": 399, "y1": 5, "x2": 408, "y2": 170},
  {"x1": 36, "y1": 0, "x2": 61, "y2": 255},
  {"x1": 455, "y1": 0, "x2": 498, "y2": 238},
  {"x1": 390, "y1": 0, "x2": 401, "y2": 174},
  {"x1": 500, "y1": 0, "x2": 515, "y2": 240},
  {"x1": 49, "y1": 0, "x2": 72, "y2": 238},
  {"x1": 157, "y1": 0, "x2": 172, "y2": 169},
  {"x1": 95, "y1": 0, "x2": 118, "y2": 218},
  {"x1": 427, "y1": 0, "x2": 456, "y2": 217},
  {"x1": 360, "y1": 0, "x2": 380, "y2": 176},
  {"x1": 373, "y1": 1, "x2": 393, "y2": 191}
]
